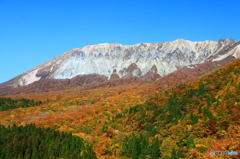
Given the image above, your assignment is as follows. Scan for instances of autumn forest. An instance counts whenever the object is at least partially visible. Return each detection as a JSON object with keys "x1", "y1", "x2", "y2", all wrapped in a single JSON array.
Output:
[{"x1": 0, "y1": 59, "x2": 239, "y2": 159}]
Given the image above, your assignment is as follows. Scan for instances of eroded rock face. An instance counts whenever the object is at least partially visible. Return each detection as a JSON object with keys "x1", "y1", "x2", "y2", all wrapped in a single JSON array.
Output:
[
  {"x1": 110, "y1": 74, "x2": 120, "y2": 80},
  {"x1": 4, "y1": 39, "x2": 240, "y2": 87}
]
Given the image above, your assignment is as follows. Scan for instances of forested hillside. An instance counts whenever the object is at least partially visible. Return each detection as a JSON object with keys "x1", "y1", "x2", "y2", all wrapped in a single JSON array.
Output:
[
  {"x1": 117, "y1": 58, "x2": 240, "y2": 158},
  {"x1": 0, "y1": 58, "x2": 239, "y2": 158}
]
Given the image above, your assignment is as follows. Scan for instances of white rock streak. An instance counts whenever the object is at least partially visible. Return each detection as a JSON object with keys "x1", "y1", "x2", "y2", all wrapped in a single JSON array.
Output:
[{"x1": 19, "y1": 69, "x2": 41, "y2": 86}]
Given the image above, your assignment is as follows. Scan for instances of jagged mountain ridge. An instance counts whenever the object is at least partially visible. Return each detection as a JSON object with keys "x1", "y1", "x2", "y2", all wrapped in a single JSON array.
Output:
[
  {"x1": 0, "y1": 55, "x2": 235, "y2": 96},
  {"x1": 3, "y1": 39, "x2": 240, "y2": 88}
]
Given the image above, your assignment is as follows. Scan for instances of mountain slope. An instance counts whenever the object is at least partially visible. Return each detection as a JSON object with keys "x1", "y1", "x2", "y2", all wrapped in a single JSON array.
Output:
[
  {"x1": 2, "y1": 39, "x2": 240, "y2": 89},
  {"x1": 118, "y1": 58, "x2": 240, "y2": 158},
  {"x1": 1, "y1": 58, "x2": 239, "y2": 158},
  {"x1": 0, "y1": 54, "x2": 235, "y2": 96}
]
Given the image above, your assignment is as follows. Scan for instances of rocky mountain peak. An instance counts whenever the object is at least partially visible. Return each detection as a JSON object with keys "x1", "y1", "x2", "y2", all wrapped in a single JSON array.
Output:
[{"x1": 3, "y1": 39, "x2": 240, "y2": 88}]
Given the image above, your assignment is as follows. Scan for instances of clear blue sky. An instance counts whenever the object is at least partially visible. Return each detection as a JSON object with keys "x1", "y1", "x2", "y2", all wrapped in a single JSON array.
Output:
[{"x1": 0, "y1": 0, "x2": 240, "y2": 83}]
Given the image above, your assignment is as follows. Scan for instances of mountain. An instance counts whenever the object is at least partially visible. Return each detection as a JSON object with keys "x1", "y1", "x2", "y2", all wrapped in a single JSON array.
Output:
[
  {"x1": 1, "y1": 38, "x2": 239, "y2": 159},
  {"x1": 1, "y1": 56, "x2": 239, "y2": 158},
  {"x1": 2, "y1": 39, "x2": 240, "y2": 89},
  {"x1": 0, "y1": 54, "x2": 235, "y2": 96}
]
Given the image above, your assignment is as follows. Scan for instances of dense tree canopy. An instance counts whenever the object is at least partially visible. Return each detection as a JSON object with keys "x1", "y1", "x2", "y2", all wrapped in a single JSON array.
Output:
[
  {"x1": 0, "y1": 124, "x2": 96, "y2": 159},
  {"x1": 0, "y1": 97, "x2": 42, "y2": 111}
]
